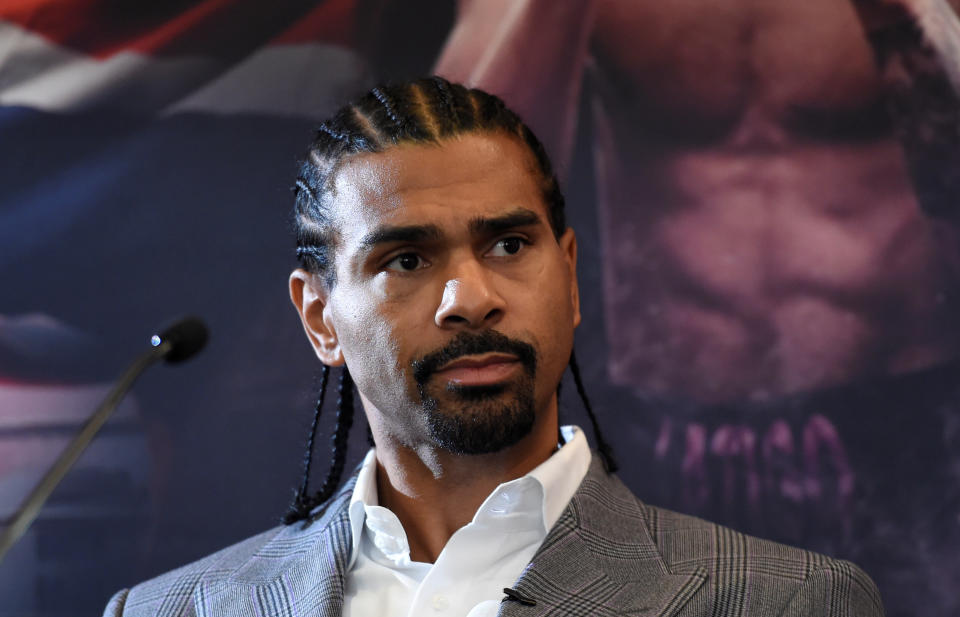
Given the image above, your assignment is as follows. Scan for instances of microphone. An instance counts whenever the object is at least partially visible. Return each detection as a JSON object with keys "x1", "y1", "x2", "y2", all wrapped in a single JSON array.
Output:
[
  {"x1": 151, "y1": 317, "x2": 209, "y2": 364},
  {"x1": 0, "y1": 317, "x2": 209, "y2": 563}
]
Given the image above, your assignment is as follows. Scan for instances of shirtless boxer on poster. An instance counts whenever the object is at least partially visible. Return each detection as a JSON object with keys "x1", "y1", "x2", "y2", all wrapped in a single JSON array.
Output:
[{"x1": 435, "y1": 0, "x2": 960, "y2": 404}]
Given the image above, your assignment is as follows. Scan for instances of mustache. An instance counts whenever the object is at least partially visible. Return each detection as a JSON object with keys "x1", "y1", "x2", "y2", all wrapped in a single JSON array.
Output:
[{"x1": 411, "y1": 331, "x2": 537, "y2": 386}]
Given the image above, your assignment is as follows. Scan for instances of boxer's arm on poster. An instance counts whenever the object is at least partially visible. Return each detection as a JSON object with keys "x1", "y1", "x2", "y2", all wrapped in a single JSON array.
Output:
[
  {"x1": 433, "y1": 0, "x2": 598, "y2": 176},
  {"x1": 852, "y1": 0, "x2": 960, "y2": 223}
]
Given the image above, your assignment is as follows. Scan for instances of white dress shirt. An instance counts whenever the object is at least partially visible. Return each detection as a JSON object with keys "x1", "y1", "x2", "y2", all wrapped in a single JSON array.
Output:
[{"x1": 342, "y1": 426, "x2": 591, "y2": 617}]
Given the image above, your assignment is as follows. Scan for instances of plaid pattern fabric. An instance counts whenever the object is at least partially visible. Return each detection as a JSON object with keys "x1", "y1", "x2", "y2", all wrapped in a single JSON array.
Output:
[{"x1": 104, "y1": 456, "x2": 884, "y2": 617}]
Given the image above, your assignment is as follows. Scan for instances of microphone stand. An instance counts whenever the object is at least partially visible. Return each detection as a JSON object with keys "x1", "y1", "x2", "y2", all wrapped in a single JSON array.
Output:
[{"x1": 0, "y1": 340, "x2": 173, "y2": 563}]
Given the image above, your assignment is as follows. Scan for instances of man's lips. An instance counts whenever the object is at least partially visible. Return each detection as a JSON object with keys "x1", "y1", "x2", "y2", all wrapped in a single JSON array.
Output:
[{"x1": 433, "y1": 353, "x2": 522, "y2": 386}]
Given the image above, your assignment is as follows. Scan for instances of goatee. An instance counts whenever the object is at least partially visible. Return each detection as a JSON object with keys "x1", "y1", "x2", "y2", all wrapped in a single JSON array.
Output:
[{"x1": 411, "y1": 331, "x2": 538, "y2": 455}]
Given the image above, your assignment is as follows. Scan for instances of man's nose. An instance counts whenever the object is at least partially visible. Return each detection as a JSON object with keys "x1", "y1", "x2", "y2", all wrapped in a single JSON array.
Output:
[{"x1": 434, "y1": 259, "x2": 506, "y2": 329}]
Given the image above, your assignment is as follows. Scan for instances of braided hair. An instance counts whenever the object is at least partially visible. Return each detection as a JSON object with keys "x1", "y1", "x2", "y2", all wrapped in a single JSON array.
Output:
[{"x1": 284, "y1": 76, "x2": 615, "y2": 524}]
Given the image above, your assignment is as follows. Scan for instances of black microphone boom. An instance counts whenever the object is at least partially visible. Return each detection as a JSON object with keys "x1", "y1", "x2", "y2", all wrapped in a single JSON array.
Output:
[{"x1": 0, "y1": 316, "x2": 208, "y2": 563}]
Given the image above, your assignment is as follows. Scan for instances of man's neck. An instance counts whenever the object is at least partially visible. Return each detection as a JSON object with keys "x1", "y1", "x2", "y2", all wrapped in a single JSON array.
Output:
[{"x1": 372, "y1": 417, "x2": 559, "y2": 563}]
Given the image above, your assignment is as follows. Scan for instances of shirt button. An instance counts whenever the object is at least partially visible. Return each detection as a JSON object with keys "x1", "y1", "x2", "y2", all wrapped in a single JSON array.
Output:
[{"x1": 432, "y1": 594, "x2": 449, "y2": 610}]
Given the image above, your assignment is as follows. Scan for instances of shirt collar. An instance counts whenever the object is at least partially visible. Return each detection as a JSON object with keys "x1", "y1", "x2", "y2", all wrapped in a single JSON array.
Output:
[
  {"x1": 529, "y1": 425, "x2": 591, "y2": 531},
  {"x1": 346, "y1": 425, "x2": 591, "y2": 569},
  {"x1": 347, "y1": 449, "x2": 378, "y2": 569}
]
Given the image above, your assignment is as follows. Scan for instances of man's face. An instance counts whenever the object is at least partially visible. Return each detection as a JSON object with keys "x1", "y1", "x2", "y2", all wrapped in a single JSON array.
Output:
[{"x1": 292, "y1": 132, "x2": 580, "y2": 455}]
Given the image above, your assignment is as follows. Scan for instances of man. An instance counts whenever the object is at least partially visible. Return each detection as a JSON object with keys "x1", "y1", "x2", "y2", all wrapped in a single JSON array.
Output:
[{"x1": 103, "y1": 77, "x2": 883, "y2": 616}]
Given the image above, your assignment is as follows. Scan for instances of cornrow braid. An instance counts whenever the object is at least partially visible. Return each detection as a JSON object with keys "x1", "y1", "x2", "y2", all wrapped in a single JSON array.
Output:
[
  {"x1": 569, "y1": 350, "x2": 619, "y2": 473},
  {"x1": 316, "y1": 122, "x2": 352, "y2": 145},
  {"x1": 328, "y1": 367, "x2": 356, "y2": 493},
  {"x1": 370, "y1": 86, "x2": 403, "y2": 130},
  {"x1": 283, "y1": 364, "x2": 330, "y2": 524},
  {"x1": 428, "y1": 76, "x2": 462, "y2": 135},
  {"x1": 284, "y1": 366, "x2": 355, "y2": 524}
]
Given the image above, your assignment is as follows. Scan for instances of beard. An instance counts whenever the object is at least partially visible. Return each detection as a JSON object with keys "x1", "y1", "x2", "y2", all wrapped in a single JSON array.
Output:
[{"x1": 411, "y1": 331, "x2": 538, "y2": 455}]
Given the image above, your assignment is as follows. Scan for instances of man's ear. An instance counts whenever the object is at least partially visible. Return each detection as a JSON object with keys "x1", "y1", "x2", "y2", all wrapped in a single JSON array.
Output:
[
  {"x1": 559, "y1": 228, "x2": 581, "y2": 328},
  {"x1": 289, "y1": 269, "x2": 345, "y2": 366}
]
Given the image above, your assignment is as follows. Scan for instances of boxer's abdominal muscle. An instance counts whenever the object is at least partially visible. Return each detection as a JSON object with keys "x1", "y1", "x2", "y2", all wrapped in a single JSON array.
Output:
[{"x1": 592, "y1": 0, "x2": 958, "y2": 402}]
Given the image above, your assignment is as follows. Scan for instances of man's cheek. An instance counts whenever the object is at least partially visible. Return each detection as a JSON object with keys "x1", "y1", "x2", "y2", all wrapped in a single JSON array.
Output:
[{"x1": 337, "y1": 294, "x2": 390, "y2": 350}]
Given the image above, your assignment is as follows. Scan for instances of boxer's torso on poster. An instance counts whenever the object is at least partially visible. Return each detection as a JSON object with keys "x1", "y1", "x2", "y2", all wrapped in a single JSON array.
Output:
[{"x1": 590, "y1": 0, "x2": 960, "y2": 403}]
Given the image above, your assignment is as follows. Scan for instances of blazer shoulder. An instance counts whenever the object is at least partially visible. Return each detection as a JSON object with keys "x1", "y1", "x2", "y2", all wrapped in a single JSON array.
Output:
[
  {"x1": 104, "y1": 470, "x2": 358, "y2": 617},
  {"x1": 780, "y1": 558, "x2": 885, "y2": 616},
  {"x1": 105, "y1": 525, "x2": 286, "y2": 617},
  {"x1": 642, "y1": 501, "x2": 836, "y2": 576},
  {"x1": 639, "y1": 502, "x2": 883, "y2": 615}
]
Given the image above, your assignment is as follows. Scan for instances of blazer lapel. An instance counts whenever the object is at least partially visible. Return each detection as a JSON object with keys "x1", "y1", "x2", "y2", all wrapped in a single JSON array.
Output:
[
  {"x1": 195, "y1": 480, "x2": 356, "y2": 617},
  {"x1": 499, "y1": 458, "x2": 707, "y2": 617}
]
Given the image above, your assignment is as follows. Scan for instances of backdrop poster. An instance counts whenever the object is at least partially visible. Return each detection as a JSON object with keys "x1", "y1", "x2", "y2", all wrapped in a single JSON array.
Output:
[{"x1": 1, "y1": 2, "x2": 957, "y2": 616}]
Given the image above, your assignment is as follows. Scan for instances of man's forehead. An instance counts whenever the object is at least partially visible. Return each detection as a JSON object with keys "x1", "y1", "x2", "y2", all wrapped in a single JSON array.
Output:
[
  {"x1": 327, "y1": 134, "x2": 550, "y2": 243},
  {"x1": 331, "y1": 150, "x2": 403, "y2": 210}
]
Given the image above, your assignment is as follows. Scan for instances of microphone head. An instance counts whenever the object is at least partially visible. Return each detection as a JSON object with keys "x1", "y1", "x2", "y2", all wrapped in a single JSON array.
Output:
[{"x1": 150, "y1": 317, "x2": 209, "y2": 364}]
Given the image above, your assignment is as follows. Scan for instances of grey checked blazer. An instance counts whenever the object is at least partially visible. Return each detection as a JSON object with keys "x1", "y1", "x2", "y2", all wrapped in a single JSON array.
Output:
[{"x1": 103, "y1": 456, "x2": 884, "y2": 616}]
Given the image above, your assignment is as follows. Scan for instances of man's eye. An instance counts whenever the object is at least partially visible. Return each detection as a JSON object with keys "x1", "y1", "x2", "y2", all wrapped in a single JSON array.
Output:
[
  {"x1": 488, "y1": 237, "x2": 527, "y2": 257},
  {"x1": 385, "y1": 253, "x2": 425, "y2": 272}
]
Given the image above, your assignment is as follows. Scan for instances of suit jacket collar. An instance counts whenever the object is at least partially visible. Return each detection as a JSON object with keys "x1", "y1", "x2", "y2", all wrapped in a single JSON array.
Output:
[{"x1": 193, "y1": 456, "x2": 706, "y2": 617}]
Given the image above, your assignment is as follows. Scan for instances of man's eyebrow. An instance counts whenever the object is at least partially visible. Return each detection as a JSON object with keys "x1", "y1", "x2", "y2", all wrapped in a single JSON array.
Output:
[
  {"x1": 468, "y1": 208, "x2": 543, "y2": 236},
  {"x1": 358, "y1": 224, "x2": 443, "y2": 250}
]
